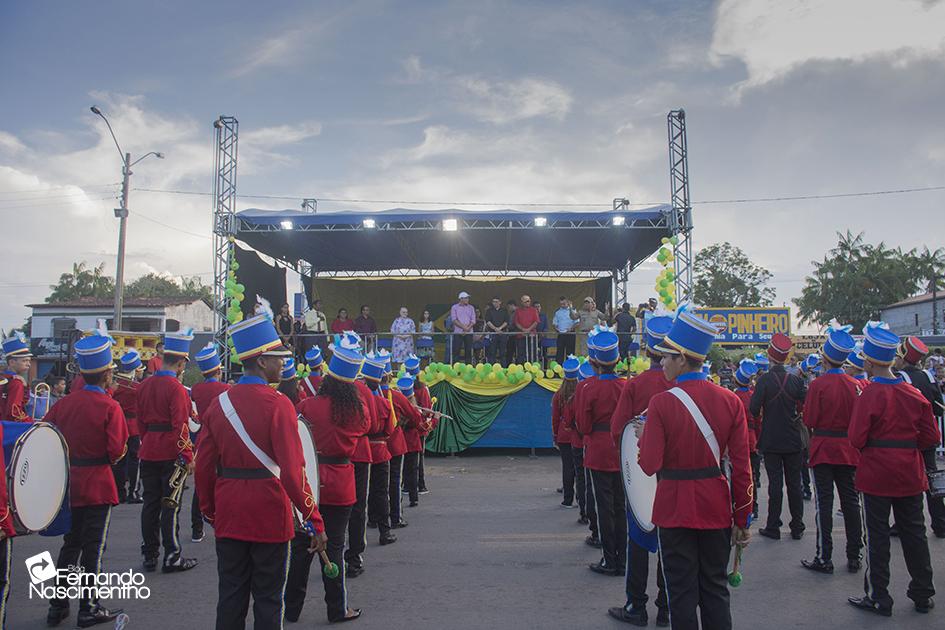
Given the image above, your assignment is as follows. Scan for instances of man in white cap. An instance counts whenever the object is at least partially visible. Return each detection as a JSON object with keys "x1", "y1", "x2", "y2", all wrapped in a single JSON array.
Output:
[{"x1": 450, "y1": 291, "x2": 476, "y2": 363}]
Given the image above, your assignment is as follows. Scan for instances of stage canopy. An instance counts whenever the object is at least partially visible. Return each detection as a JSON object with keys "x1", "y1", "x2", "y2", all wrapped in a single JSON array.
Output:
[{"x1": 234, "y1": 206, "x2": 673, "y2": 274}]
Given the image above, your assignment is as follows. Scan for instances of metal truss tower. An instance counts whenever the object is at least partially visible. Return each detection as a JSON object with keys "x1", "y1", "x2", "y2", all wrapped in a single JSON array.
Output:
[
  {"x1": 212, "y1": 116, "x2": 239, "y2": 374},
  {"x1": 667, "y1": 109, "x2": 694, "y2": 304}
]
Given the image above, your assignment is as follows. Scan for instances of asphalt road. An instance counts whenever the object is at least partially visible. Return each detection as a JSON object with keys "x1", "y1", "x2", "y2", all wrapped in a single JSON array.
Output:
[{"x1": 7, "y1": 452, "x2": 945, "y2": 629}]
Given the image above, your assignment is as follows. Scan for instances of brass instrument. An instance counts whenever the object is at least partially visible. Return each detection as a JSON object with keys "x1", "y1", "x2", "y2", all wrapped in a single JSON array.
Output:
[
  {"x1": 162, "y1": 456, "x2": 189, "y2": 509},
  {"x1": 31, "y1": 382, "x2": 52, "y2": 419},
  {"x1": 65, "y1": 361, "x2": 79, "y2": 374},
  {"x1": 416, "y1": 405, "x2": 453, "y2": 421}
]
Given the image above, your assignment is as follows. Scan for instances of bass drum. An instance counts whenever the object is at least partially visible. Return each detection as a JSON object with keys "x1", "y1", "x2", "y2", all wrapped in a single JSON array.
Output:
[
  {"x1": 4, "y1": 422, "x2": 70, "y2": 533},
  {"x1": 297, "y1": 415, "x2": 320, "y2": 504},
  {"x1": 621, "y1": 421, "x2": 658, "y2": 539}
]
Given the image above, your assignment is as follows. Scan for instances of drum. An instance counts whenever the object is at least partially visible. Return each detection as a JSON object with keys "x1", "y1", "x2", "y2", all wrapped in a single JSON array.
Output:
[
  {"x1": 620, "y1": 420, "x2": 659, "y2": 552},
  {"x1": 297, "y1": 415, "x2": 320, "y2": 505},
  {"x1": 929, "y1": 469, "x2": 945, "y2": 499},
  {"x1": 4, "y1": 422, "x2": 70, "y2": 533}
]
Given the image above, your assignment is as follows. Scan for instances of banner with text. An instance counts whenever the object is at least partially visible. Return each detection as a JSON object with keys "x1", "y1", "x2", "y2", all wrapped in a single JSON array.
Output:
[{"x1": 693, "y1": 307, "x2": 791, "y2": 345}]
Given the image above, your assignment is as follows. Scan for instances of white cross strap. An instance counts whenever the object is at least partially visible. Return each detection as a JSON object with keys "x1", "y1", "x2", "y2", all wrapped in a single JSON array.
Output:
[
  {"x1": 303, "y1": 376, "x2": 318, "y2": 398},
  {"x1": 218, "y1": 391, "x2": 281, "y2": 478},
  {"x1": 668, "y1": 387, "x2": 721, "y2": 465}
]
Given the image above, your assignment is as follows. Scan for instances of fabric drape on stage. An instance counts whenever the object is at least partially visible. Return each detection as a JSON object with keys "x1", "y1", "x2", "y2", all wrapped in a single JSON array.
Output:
[
  {"x1": 426, "y1": 381, "x2": 509, "y2": 453},
  {"x1": 234, "y1": 245, "x2": 288, "y2": 316},
  {"x1": 470, "y1": 382, "x2": 555, "y2": 449}
]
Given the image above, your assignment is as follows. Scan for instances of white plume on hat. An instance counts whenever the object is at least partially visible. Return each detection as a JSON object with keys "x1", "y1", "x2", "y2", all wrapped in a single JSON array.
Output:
[{"x1": 255, "y1": 295, "x2": 274, "y2": 320}]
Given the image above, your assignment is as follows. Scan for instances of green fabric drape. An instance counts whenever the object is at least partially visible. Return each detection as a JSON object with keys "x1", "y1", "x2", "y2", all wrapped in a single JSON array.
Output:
[{"x1": 426, "y1": 381, "x2": 510, "y2": 453}]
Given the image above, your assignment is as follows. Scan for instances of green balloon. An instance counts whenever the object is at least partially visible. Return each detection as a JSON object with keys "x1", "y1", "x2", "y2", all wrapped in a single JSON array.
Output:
[
  {"x1": 235, "y1": 283, "x2": 245, "y2": 293},
  {"x1": 670, "y1": 236, "x2": 679, "y2": 246}
]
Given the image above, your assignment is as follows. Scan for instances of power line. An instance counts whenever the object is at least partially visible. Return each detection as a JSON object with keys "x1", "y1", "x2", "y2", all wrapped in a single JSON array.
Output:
[
  {"x1": 0, "y1": 183, "x2": 120, "y2": 197},
  {"x1": 134, "y1": 212, "x2": 211, "y2": 240}
]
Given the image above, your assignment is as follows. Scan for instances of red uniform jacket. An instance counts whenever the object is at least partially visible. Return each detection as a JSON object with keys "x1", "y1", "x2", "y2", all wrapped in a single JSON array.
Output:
[
  {"x1": 610, "y1": 367, "x2": 673, "y2": 444},
  {"x1": 639, "y1": 374, "x2": 753, "y2": 529},
  {"x1": 551, "y1": 390, "x2": 574, "y2": 445},
  {"x1": 300, "y1": 373, "x2": 323, "y2": 399},
  {"x1": 297, "y1": 394, "x2": 371, "y2": 506},
  {"x1": 853, "y1": 375, "x2": 870, "y2": 392},
  {"x1": 44, "y1": 386, "x2": 129, "y2": 507},
  {"x1": 575, "y1": 374, "x2": 624, "y2": 472},
  {"x1": 69, "y1": 373, "x2": 86, "y2": 394},
  {"x1": 196, "y1": 377, "x2": 325, "y2": 541},
  {"x1": 137, "y1": 371, "x2": 194, "y2": 464},
  {"x1": 414, "y1": 383, "x2": 436, "y2": 440},
  {"x1": 366, "y1": 388, "x2": 395, "y2": 463},
  {"x1": 111, "y1": 378, "x2": 141, "y2": 437},
  {"x1": 192, "y1": 379, "x2": 231, "y2": 419},
  {"x1": 393, "y1": 391, "x2": 424, "y2": 453},
  {"x1": 352, "y1": 380, "x2": 376, "y2": 464},
  {"x1": 1, "y1": 372, "x2": 29, "y2": 422},
  {"x1": 571, "y1": 376, "x2": 597, "y2": 448},
  {"x1": 849, "y1": 377, "x2": 941, "y2": 497},
  {"x1": 803, "y1": 370, "x2": 860, "y2": 467},
  {"x1": 733, "y1": 388, "x2": 759, "y2": 452},
  {"x1": 384, "y1": 388, "x2": 408, "y2": 457},
  {"x1": 0, "y1": 423, "x2": 14, "y2": 537}
]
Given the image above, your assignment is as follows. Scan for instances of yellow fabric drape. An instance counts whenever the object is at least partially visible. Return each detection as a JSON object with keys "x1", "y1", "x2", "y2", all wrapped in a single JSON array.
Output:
[{"x1": 422, "y1": 376, "x2": 563, "y2": 396}]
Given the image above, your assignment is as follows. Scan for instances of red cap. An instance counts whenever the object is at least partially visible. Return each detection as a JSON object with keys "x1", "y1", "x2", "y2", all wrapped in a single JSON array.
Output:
[
  {"x1": 899, "y1": 336, "x2": 928, "y2": 365},
  {"x1": 767, "y1": 333, "x2": 793, "y2": 363}
]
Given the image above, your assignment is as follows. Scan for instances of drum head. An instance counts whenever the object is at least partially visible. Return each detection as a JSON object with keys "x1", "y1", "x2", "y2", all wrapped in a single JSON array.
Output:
[
  {"x1": 620, "y1": 422, "x2": 658, "y2": 534},
  {"x1": 297, "y1": 416, "x2": 319, "y2": 505},
  {"x1": 8, "y1": 423, "x2": 69, "y2": 532}
]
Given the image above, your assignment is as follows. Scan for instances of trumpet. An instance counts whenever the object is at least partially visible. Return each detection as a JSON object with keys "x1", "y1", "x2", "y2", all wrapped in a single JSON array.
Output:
[
  {"x1": 162, "y1": 456, "x2": 189, "y2": 509},
  {"x1": 416, "y1": 405, "x2": 453, "y2": 421}
]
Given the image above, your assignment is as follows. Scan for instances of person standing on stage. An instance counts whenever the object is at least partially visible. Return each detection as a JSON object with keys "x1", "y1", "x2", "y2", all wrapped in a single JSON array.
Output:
[
  {"x1": 751, "y1": 333, "x2": 807, "y2": 540},
  {"x1": 552, "y1": 357, "x2": 581, "y2": 509},
  {"x1": 800, "y1": 324, "x2": 863, "y2": 575},
  {"x1": 608, "y1": 316, "x2": 673, "y2": 626},
  {"x1": 405, "y1": 355, "x2": 434, "y2": 494},
  {"x1": 1, "y1": 331, "x2": 32, "y2": 421},
  {"x1": 575, "y1": 328, "x2": 626, "y2": 576},
  {"x1": 190, "y1": 344, "x2": 230, "y2": 544},
  {"x1": 553, "y1": 297, "x2": 580, "y2": 365},
  {"x1": 44, "y1": 334, "x2": 128, "y2": 628},
  {"x1": 484, "y1": 297, "x2": 510, "y2": 366},
  {"x1": 847, "y1": 322, "x2": 939, "y2": 617},
  {"x1": 451, "y1": 292, "x2": 476, "y2": 364},
  {"x1": 111, "y1": 350, "x2": 145, "y2": 504},
  {"x1": 896, "y1": 336, "x2": 945, "y2": 538},
  {"x1": 637, "y1": 308, "x2": 753, "y2": 630},
  {"x1": 731, "y1": 360, "x2": 761, "y2": 519},
  {"x1": 361, "y1": 352, "x2": 397, "y2": 544},
  {"x1": 288, "y1": 343, "x2": 366, "y2": 623},
  {"x1": 136, "y1": 330, "x2": 198, "y2": 573},
  {"x1": 395, "y1": 375, "x2": 427, "y2": 508},
  {"x1": 195, "y1": 315, "x2": 327, "y2": 630}
]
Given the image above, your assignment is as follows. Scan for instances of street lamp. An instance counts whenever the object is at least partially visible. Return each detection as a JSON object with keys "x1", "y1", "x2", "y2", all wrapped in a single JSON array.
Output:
[{"x1": 90, "y1": 106, "x2": 163, "y2": 330}]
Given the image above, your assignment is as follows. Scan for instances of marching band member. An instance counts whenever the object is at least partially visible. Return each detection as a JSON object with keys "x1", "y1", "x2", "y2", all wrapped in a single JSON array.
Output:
[
  {"x1": 190, "y1": 344, "x2": 230, "y2": 544},
  {"x1": 551, "y1": 357, "x2": 580, "y2": 509},
  {"x1": 1, "y1": 331, "x2": 32, "y2": 421},
  {"x1": 572, "y1": 358, "x2": 600, "y2": 546},
  {"x1": 195, "y1": 315, "x2": 326, "y2": 629},
  {"x1": 300, "y1": 345, "x2": 325, "y2": 399},
  {"x1": 608, "y1": 317, "x2": 673, "y2": 626},
  {"x1": 575, "y1": 329, "x2": 626, "y2": 576},
  {"x1": 847, "y1": 322, "x2": 938, "y2": 617},
  {"x1": 277, "y1": 357, "x2": 302, "y2": 404},
  {"x1": 111, "y1": 350, "x2": 144, "y2": 504},
  {"x1": 895, "y1": 336, "x2": 945, "y2": 539},
  {"x1": 637, "y1": 308, "x2": 753, "y2": 630},
  {"x1": 362, "y1": 352, "x2": 398, "y2": 545},
  {"x1": 405, "y1": 355, "x2": 433, "y2": 494},
  {"x1": 385, "y1": 355, "x2": 410, "y2": 530},
  {"x1": 731, "y1": 360, "x2": 761, "y2": 518},
  {"x1": 800, "y1": 324, "x2": 863, "y2": 574},
  {"x1": 344, "y1": 333, "x2": 377, "y2": 579},
  {"x1": 0, "y1": 378, "x2": 16, "y2": 629},
  {"x1": 396, "y1": 375, "x2": 426, "y2": 509},
  {"x1": 844, "y1": 342, "x2": 870, "y2": 389},
  {"x1": 136, "y1": 329, "x2": 197, "y2": 573},
  {"x1": 289, "y1": 343, "x2": 367, "y2": 624},
  {"x1": 45, "y1": 334, "x2": 128, "y2": 627}
]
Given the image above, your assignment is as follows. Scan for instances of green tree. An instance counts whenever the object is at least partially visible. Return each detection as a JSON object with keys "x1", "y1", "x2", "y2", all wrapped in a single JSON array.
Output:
[
  {"x1": 46, "y1": 261, "x2": 115, "y2": 303},
  {"x1": 693, "y1": 242, "x2": 775, "y2": 307},
  {"x1": 126, "y1": 273, "x2": 212, "y2": 300}
]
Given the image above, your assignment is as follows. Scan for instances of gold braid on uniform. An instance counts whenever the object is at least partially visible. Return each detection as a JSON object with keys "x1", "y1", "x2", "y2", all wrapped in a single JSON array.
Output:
[
  {"x1": 177, "y1": 422, "x2": 194, "y2": 453},
  {"x1": 299, "y1": 465, "x2": 317, "y2": 520},
  {"x1": 387, "y1": 390, "x2": 398, "y2": 427}
]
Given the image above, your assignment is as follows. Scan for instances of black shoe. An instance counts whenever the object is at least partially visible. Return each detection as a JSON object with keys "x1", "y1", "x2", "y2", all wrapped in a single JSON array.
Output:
[
  {"x1": 758, "y1": 528, "x2": 781, "y2": 540},
  {"x1": 191, "y1": 530, "x2": 204, "y2": 543},
  {"x1": 801, "y1": 558, "x2": 834, "y2": 574},
  {"x1": 408, "y1": 501, "x2": 418, "y2": 507},
  {"x1": 560, "y1": 501, "x2": 577, "y2": 509},
  {"x1": 933, "y1": 530, "x2": 945, "y2": 539},
  {"x1": 585, "y1": 535, "x2": 602, "y2": 548},
  {"x1": 803, "y1": 491, "x2": 812, "y2": 501},
  {"x1": 915, "y1": 598, "x2": 934, "y2": 613},
  {"x1": 346, "y1": 564, "x2": 364, "y2": 579},
  {"x1": 329, "y1": 608, "x2": 362, "y2": 623},
  {"x1": 77, "y1": 606, "x2": 123, "y2": 628},
  {"x1": 391, "y1": 519, "x2": 408, "y2": 529},
  {"x1": 848, "y1": 596, "x2": 892, "y2": 617},
  {"x1": 607, "y1": 604, "x2": 647, "y2": 626},
  {"x1": 126, "y1": 493, "x2": 143, "y2": 504},
  {"x1": 588, "y1": 560, "x2": 620, "y2": 576},
  {"x1": 379, "y1": 533, "x2": 397, "y2": 546},
  {"x1": 791, "y1": 529, "x2": 805, "y2": 540},
  {"x1": 847, "y1": 558, "x2": 862, "y2": 573},
  {"x1": 46, "y1": 605, "x2": 69, "y2": 627},
  {"x1": 578, "y1": 515, "x2": 590, "y2": 525},
  {"x1": 142, "y1": 556, "x2": 158, "y2": 572},
  {"x1": 162, "y1": 555, "x2": 198, "y2": 573},
  {"x1": 367, "y1": 521, "x2": 378, "y2": 529},
  {"x1": 656, "y1": 607, "x2": 670, "y2": 627},
  {"x1": 890, "y1": 525, "x2": 900, "y2": 537},
  {"x1": 418, "y1": 488, "x2": 430, "y2": 495},
  {"x1": 557, "y1": 487, "x2": 563, "y2": 493}
]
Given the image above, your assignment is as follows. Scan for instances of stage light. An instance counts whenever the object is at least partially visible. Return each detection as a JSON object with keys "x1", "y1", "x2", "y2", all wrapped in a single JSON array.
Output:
[
  {"x1": 362, "y1": 218, "x2": 376, "y2": 229},
  {"x1": 534, "y1": 217, "x2": 547, "y2": 227},
  {"x1": 612, "y1": 215, "x2": 626, "y2": 226},
  {"x1": 442, "y1": 218, "x2": 458, "y2": 232},
  {"x1": 280, "y1": 220, "x2": 294, "y2": 230}
]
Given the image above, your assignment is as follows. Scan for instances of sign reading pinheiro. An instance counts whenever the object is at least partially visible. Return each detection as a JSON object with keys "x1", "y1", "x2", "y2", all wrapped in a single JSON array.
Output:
[{"x1": 692, "y1": 307, "x2": 791, "y2": 345}]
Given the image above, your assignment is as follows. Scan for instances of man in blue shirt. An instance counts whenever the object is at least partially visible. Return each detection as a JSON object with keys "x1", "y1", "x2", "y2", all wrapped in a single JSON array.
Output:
[{"x1": 553, "y1": 297, "x2": 579, "y2": 364}]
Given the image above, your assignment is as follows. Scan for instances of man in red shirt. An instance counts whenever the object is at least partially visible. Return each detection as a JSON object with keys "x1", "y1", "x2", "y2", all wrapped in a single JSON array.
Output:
[
  {"x1": 45, "y1": 334, "x2": 128, "y2": 628},
  {"x1": 136, "y1": 330, "x2": 197, "y2": 573},
  {"x1": 512, "y1": 294, "x2": 540, "y2": 364},
  {"x1": 112, "y1": 350, "x2": 145, "y2": 504},
  {"x1": 637, "y1": 309, "x2": 752, "y2": 630},
  {"x1": 145, "y1": 342, "x2": 164, "y2": 376},
  {"x1": 848, "y1": 323, "x2": 939, "y2": 617},
  {"x1": 1, "y1": 331, "x2": 32, "y2": 422},
  {"x1": 801, "y1": 324, "x2": 863, "y2": 575},
  {"x1": 190, "y1": 344, "x2": 230, "y2": 543}
]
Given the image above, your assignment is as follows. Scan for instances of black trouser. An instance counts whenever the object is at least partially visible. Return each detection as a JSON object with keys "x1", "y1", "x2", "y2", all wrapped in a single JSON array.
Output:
[
  {"x1": 658, "y1": 527, "x2": 732, "y2": 630},
  {"x1": 763, "y1": 451, "x2": 804, "y2": 533},
  {"x1": 403, "y1": 451, "x2": 420, "y2": 504},
  {"x1": 555, "y1": 333, "x2": 575, "y2": 364},
  {"x1": 749, "y1": 451, "x2": 762, "y2": 514},
  {"x1": 922, "y1": 448, "x2": 945, "y2": 534},
  {"x1": 140, "y1": 459, "x2": 181, "y2": 561},
  {"x1": 389, "y1": 455, "x2": 404, "y2": 524},
  {"x1": 861, "y1": 492, "x2": 935, "y2": 608},
  {"x1": 558, "y1": 444, "x2": 575, "y2": 505},
  {"x1": 344, "y1": 462, "x2": 370, "y2": 569},
  {"x1": 192, "y1": 486, "x2": 203, "y2": 536},
  {"x1": 618, "y1": 334, "x2": 633, "y2": 359},
  {"x1": 811, "y1": 464, "x2": 861, "y2": 563},
  {"x1": 284, "y1": 531, "x2": 315, "y2": 622},
  {"x1": 801, "y1": 449, "x2": 811, "y2": 493},
  {"x1": 111, "y1": 435, "x2": 140, "y2": 499},
  {"x1": 368, "y1": 459, "x2": 391, "y2": 536},
  {"x1": 284, "y1": 504, "x2": 353, "y2": 622},
  {"x1": 418, "y1": 441, "x2": 427, "y2": 491},
  {"x1": 626, "y1": 527, "x2": 667, "y2": 609},
  {"x1": 453, "y1": 334, "x2": 472, "y2": 363},
  {"x1": 570, "y1": 447, "x2": 587, "y2": 519},
  {"x1": 51, "y1": 505, "x2": 112, "y2": 612},
  {"x1": 215, "y1": 537, "x2": 290, "y2": 630},
  {"x1": 505, "y1": 336, "x2": 517, "y2": 366},
  {"x1": 591, "y1": 470, "x2": 626, "y2": 568},
  {"x1": 487, "y1": 335, "x2": 506, "y2": 365},
  {"x1": 0, "y1": 539, "x2": 10, "y2": 628}
]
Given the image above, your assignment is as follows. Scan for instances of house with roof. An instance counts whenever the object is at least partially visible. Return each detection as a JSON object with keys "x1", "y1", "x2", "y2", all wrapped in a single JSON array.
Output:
[{"x1": 880, "y1": 291, "x2": 945, "y2": 339}]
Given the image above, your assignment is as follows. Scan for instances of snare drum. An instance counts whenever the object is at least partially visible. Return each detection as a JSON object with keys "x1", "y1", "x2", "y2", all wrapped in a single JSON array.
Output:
[
  {"x1": 929, "y1": 469, "x2": 945, "y2": 499},
  {"x1": 294, "y1": 415, "x2": 320, "y2": 531},
  {"x1": 4, "y1": 422, "x2": 70, "y2": 533}
]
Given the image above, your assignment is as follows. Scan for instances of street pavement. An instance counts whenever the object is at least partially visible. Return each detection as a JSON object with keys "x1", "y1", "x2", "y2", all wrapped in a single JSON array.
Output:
[{"x1": 7, "y1": 451, "x2": 945, "y2": 628}]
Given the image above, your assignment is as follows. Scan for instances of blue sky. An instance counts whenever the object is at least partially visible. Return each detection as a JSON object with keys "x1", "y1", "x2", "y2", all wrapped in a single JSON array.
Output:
[{"x1": 2, "y1": 0, "x2": 944, "y2": 328}]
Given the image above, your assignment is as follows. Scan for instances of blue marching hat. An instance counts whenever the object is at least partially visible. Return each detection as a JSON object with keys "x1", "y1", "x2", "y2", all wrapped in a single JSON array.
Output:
[
  {"x1": 754, "y1": 353, "x2": 770, "y2": 372},
  {"x1": 382, "y1": 351, "x2": 393, "y2": 375},
  {"x1": 644, "y1": 316, "x2": 673, "y2": 350},
  {"x1": 396, "y1": 375, "x2": 415, "y2": 397},
  {"x1": 655, "y1": 307, "x2": 718, "y2": 360},
  {"x1": 230, "y1": 315, "x2": 292, "y2": 361},
  {"x1": 361, "y1": 352, "x2": 386, "y2": 382},
  {"x1": 734, "y1": 359, "x2": 758, "y2": 386},
  {"x1": 305, "y1": 345, "x2": 324, "y2": 369},
  {"x1": 578, "y1": 360, "x2": 596, "y2": 381},
  {"x1": 821, "y1": 322, "x2": 855, "y2": 365},
  {"x1": 562, "y1": 356, "x2": 581, "y2": 379},
  {"x1": 74, "y1": 334, "x2": 115, "y2": 374},
  {"x1": 590, "y1": 328, "x2": 620, "y2": 364},
  {"x1": 195, "y1": 343, "x2": 222, "y2": 375},
  {"x1": 846, "y1": 342, "x2": 865, "y2": 370},
  {"x1": 1, "y1": 330, "x2": 32, "y2": 358},
  {"x1": 404, "y1": 354, "x2": 421, "y2": 376},
  {"x1": 281, "y1": 357, "x2": 297, "y2": 380},
  {"x1": 801, "y1": 354, "x2": 821, "y2": 376},
  {"x1": 164, "y1": 328, "x2": 194, "y2": 358},
  {"x1": 860, "y1": 321, "x2": 900, "y2": 365},
  {"x1": 327, "y1": 346, "x2": 364, "y2": 382},
  {"x1": 119, "y1": 349, "x2": 143, "y2": 374}
]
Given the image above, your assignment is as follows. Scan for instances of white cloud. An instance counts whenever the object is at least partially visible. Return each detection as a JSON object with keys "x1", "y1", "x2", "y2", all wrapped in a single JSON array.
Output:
[
  {"x1": 233, "y1": 28, "x2": 309, "y2": 77},
  {"x1": 0, "y1": 131, "x2": 25, "y2": 154},
  {"x1": 242, "y1": 122, "x2": 322, "y2": 147},
  {"x1": 711, "y1": 0, "x2": 945, "y2": 87},
  {"x1": 454, "y1": 76, "x2": 573, "y2": 124}
]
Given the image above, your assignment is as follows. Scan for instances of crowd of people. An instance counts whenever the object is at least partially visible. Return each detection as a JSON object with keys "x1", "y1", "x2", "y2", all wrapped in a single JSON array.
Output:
[{"x1": 550, "y1": 313, "x2": 943, "y2": 627}]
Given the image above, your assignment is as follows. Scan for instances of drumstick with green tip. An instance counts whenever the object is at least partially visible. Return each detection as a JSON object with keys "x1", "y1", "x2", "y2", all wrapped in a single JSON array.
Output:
[
  {"x1": 320, "y1": 551, "x2": 340, "y2": 578},
  {"x1": 728, "y1": 545, "x2": 744, "y2": 587}
]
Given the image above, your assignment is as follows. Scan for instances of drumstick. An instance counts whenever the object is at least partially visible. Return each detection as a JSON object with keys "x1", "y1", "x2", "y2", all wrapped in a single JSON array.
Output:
[
  {"x1": 320, "y1": 550, "x2": 340, "y2": 578},
  {"x1": 728, "y1": 545, "x2": 744, "y2": 587}
]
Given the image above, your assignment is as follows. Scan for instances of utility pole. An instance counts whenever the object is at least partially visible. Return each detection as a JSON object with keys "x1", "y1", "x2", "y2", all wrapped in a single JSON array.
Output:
[{"x1": 933, "y1": 273, "x2": 940, "y2": 335}]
